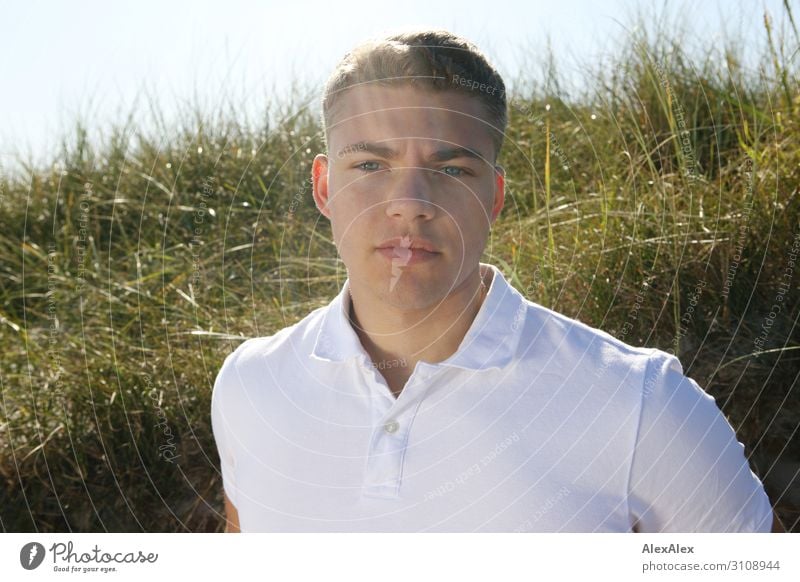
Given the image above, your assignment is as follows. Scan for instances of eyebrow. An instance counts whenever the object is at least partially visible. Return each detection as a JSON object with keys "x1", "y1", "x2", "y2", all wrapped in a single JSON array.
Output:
[{"x1": 336, "y1": 141, "x2": 488, "y2": 163}]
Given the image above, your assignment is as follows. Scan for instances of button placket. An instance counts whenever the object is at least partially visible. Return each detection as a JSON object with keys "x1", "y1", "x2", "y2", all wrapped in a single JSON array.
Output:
[
  {"x1": 362, "y1": 364, "x2": 436, "y2": 498},
  {"x1": 362, "y1": 418, "x2": 406, "y2": 497}
]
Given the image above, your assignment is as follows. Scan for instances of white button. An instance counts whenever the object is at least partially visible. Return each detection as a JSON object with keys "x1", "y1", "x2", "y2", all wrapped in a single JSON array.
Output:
[{"x1": 383, "y1": 420, "x2": 400, "y2": 434}]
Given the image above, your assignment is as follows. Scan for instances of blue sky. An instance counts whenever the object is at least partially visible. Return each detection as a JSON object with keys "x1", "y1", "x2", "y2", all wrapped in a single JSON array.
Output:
[{"x1": 0, "y1": 0, "x2": 795, "y2": 174}]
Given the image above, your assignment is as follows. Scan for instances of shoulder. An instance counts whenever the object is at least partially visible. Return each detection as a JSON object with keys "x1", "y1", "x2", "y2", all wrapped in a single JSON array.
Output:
[
  {"x1": 639, "y1": 348, "x2": 717, "y2": 421},
  {"x1": 633, "y1": 347, "x2": 740, "y2": 467},
  {"x1": 211, "y1": 304, "x2": 328, "y2": 400},
  {"x1": 517, "y1": 297, "x2": 655, "y2": 379}
]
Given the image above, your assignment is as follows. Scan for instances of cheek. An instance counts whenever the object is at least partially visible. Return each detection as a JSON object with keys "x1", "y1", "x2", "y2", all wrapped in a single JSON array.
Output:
[
  {"x1": 328, "y1": 204, "x2": 371, "y2": 256},
  {"x1": 442, "y1": 189, "x2": 492, "y2": 226},
  {"x1": 447, "y1": 203, "x2": 492, "y2": 254},
  {"x1": 329, "y1": 175, "x2": 378, "y2": 213}
]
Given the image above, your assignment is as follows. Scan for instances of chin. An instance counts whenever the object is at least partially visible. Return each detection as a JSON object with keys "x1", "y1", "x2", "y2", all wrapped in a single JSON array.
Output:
[
  {"x1": 381, "y1": 289, "x2": 444, "y2": 312},
  {"x1": 357, "y1": 262, "x2": 437, "y2": 301}
]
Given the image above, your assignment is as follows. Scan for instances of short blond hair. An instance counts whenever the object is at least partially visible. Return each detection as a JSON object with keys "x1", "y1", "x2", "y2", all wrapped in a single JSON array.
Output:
[{"x1": 321, "y1": 29, "x2": 507, "y2": 162}]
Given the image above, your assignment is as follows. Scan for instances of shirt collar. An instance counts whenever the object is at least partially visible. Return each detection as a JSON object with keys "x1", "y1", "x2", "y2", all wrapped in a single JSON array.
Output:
[{"x1": 310, "y1": 262, "x2": 526, "y2": 371}]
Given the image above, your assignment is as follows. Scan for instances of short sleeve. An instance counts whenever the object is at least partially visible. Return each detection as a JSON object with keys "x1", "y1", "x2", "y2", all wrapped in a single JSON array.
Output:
[
  {"x1": 211, "y1": 347, "x2": 244, "y2": 508},
  {"x1": 628, "y1": 350, "x2": 774, "y2": 532}
]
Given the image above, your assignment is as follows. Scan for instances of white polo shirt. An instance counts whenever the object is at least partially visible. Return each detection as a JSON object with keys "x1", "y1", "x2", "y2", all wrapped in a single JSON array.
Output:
[{"x1": 211, "y1": 262, "x2": 774, "y2": 532}]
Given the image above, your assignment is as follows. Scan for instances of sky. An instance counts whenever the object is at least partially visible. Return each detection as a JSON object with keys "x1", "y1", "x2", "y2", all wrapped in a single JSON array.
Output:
[{"x1": 0, "y1": 0, "x2": 795, "y2": 176}]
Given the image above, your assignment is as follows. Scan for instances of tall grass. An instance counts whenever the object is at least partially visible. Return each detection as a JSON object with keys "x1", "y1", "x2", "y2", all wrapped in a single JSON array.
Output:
[{"x1": 1, "y1": 8, "x2": 799, "y2": 531}]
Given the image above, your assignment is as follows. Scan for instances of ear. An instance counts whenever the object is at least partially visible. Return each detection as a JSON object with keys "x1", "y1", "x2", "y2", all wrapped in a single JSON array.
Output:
[
  {"x1": 491, "y1": 164, "x2": 505, "y2": 223},
  {"x1": 312, "y1": 154, "x2": 331, "y2": 219}
]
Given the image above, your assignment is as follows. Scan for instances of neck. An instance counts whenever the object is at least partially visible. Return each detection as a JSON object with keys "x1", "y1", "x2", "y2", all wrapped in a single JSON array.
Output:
[{"x1": 347, "y1": 264, "x2": 492, "y2": 368}]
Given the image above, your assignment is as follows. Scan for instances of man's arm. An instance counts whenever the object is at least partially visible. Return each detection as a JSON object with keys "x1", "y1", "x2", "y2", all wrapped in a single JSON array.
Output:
[
  {"x1": 224, "y1": 492, "x2": 241, "y2": 533},
  {"x1": 629, "y1": 352, "x2": 786, "y2": 532}
]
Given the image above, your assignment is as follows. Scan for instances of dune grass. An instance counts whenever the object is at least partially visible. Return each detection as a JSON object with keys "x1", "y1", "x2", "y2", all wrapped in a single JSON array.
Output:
[{"x1": 1, "y1": 9, "x2": 799, "y2": 531}]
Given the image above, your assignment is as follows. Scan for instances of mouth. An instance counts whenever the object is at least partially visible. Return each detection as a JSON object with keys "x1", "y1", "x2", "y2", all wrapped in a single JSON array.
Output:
[
  {"x1": 376, "y1": 246, "x2": 440, "y2": 264},
  {"x1": 376, "y1": 236, "x2": 439, "y2": 254},
  {"x1": 376, "y1": 236, "x2": 441, "y2": 265}
]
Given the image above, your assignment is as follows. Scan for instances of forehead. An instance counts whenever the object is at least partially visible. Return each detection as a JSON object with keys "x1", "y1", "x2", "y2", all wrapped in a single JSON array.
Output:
[{"x1": 327, "y1": 84, "x2": 494, "y2": 155}]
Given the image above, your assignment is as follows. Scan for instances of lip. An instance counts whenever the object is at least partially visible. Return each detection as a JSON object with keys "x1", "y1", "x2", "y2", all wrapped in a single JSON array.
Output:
[
  {"x1": 377, "y1": 246, "x2": 439, "y2": 265},
  {"x1": 376, "y1": 236, "x2": 439, "y2": 253},
  {"x1": 376, "y1": 236, "x2": 441, "y2": 266}
]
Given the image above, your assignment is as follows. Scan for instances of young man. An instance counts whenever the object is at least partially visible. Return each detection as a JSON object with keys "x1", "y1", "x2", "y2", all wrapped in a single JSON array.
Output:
[{"x1": 211, "y1": 29, "x2": 784, "y2": 533}]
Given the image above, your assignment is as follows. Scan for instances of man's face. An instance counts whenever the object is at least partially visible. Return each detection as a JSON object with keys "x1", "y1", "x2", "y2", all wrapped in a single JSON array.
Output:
[{"x1": 312, "y1": 84, "x2": 504, "y2": 310}]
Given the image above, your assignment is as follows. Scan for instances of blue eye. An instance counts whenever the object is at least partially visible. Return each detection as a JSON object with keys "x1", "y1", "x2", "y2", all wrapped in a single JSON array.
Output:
[
  {"x1": 355, "y1": 161, "x2": 381, "y2": 172},
  {"x1": 440, "y1": 166, "x2": 466, "y2": 176}
]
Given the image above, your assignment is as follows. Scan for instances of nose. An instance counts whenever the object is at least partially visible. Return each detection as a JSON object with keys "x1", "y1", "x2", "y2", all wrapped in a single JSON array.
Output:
[{"x1": 384, "y1": 166, "x2": 437, "y2": 221}]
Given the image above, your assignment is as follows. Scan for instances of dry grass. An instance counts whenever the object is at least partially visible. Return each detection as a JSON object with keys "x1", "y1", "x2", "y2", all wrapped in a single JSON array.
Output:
[{"x1": 1, "y1": 9, "x2": 798, "y2": 531}]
